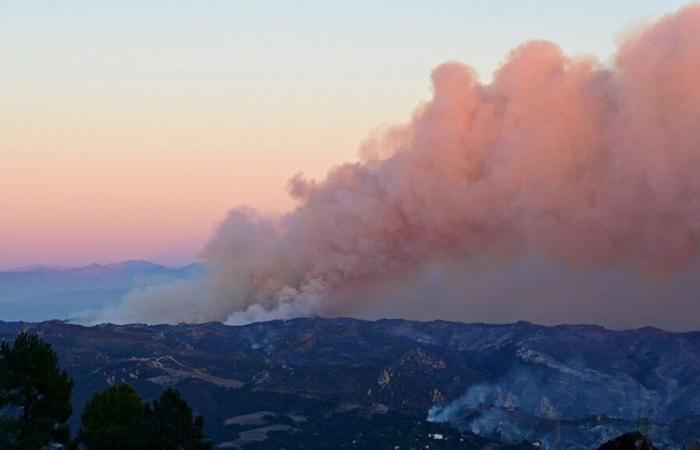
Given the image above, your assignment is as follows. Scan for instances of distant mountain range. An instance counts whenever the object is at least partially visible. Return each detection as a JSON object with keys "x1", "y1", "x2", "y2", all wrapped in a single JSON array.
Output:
[
  {"x1": 0, "y1": 261, "x2": 203, "y2": 322},
  {"x1": 0, "y1": 318, "x2": 698, "y2": 449}
]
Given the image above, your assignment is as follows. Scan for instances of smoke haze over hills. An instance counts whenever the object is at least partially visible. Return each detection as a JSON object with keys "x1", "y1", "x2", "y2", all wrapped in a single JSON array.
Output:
[{"x1": 89, "y1": 4, "x2": 700, "y2": 329}]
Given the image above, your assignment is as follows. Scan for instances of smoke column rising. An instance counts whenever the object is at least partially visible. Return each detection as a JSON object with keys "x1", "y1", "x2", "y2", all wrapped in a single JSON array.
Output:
[{"x1": 95, "y1": 4, "x2": 700, "y2": 325}]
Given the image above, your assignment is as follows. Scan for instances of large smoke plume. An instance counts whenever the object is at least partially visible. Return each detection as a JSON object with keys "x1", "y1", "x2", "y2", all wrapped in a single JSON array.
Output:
[{"x1": 94, "y1": 4, "x2": 700, "y2": 326}]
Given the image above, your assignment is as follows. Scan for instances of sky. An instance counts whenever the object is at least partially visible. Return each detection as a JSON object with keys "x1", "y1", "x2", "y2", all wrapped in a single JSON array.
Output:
[{"x1": 0, "y1": 0, "x2": 692, "y2": 269}]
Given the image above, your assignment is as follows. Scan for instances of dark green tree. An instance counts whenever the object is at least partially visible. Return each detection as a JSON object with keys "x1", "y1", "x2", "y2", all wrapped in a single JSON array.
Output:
[
  {"x1": 0, "y1": 331, "x2": 73, "y2": 450},
  {"x1": 79, "y1": 384, "x2": 211, "y2": 450},
  {"x1": 78, "y1": 384, "x2": 147, "y2": 450},
  {"x1": 145, "y1": 388, "x2": 212, "y2": 450}
]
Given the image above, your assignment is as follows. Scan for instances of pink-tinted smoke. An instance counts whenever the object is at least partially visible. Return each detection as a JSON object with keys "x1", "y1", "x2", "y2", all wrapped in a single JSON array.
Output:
[{"x1": 97, "y1": 4, "x2": 700, "y2": 325}]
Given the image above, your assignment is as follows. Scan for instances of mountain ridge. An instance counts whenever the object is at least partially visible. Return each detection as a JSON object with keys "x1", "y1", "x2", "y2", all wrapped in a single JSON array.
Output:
[
  {"x1": 0, "y1": 261, "x2": 203, "y2": 322},
  {"x1": 4, "y1": 315, "x2": 686, "y2": 334},
  {"x1": 0, "y1": 317, "x2": 698, "y2": 448}
]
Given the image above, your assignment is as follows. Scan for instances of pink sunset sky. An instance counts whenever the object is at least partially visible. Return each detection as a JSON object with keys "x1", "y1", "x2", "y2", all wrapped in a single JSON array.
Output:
[{"x1": 0, "y1": 1, "x2": 689, "y2": 269}]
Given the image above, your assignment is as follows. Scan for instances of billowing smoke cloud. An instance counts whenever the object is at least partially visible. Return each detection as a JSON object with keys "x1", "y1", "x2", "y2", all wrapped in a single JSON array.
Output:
[{"x1": 93, "y1": 4, "x2": 700, "y2": 326}]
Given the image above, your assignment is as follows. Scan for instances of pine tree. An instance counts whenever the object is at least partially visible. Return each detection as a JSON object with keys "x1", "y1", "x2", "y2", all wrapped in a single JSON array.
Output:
[
  {"x1": 0, "y1": 332, "x2": 73, "y2": 450},
  {"x1": 145, "y1": 388, "x2": 212, "y2": 450},
  {"x1": 78, "y1": 384, "x2": 148, "y2": 450},
  {"x1": 79, "y1": 384, "x2": 212, "y2": 450}
]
